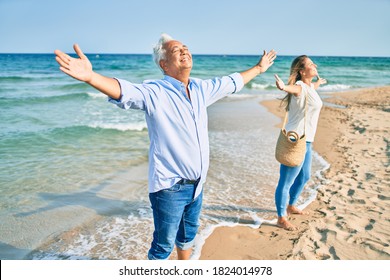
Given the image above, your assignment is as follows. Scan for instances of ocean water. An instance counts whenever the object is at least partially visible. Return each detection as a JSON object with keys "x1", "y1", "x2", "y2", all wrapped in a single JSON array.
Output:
[{"x1": 1, "y1": 53, "x2": 389, "y2": 260}]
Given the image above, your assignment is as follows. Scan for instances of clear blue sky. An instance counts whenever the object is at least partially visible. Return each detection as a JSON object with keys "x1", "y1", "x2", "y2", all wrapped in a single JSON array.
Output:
[{"x1": 1, "y1": 0, "x2": 389, "y2": 56}]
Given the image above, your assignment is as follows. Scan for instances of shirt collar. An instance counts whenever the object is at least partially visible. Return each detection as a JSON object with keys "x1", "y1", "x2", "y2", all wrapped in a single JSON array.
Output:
[{"x1": 163, "y1": 75, "x2": 191, "y2": 92}]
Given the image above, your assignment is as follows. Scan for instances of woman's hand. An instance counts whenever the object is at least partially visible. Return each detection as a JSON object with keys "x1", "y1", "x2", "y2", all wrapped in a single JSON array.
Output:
[
  {"x1": 313, "y1": 75, "x2": 327, "y2": 89},
  {"x1": 274, "y1": 74, "x2": 286, "y2": 91}
]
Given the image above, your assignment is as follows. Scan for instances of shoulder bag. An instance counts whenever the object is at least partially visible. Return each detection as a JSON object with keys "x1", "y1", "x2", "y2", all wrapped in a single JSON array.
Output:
[{"x1": 275, "y1": 92, "x2": 308, "y2": 167}]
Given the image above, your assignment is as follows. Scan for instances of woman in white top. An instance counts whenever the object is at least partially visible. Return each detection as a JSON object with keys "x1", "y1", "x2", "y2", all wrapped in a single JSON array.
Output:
[{"x1": 274, "y1": 55, "x2": 327, "y2": 230}]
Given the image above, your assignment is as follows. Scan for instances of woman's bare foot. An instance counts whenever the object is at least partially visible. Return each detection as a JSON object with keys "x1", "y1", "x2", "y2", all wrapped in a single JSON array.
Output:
[
  {"x1": 287, "y1": 205, "x2": 309, "y2": 215},
  {"x1": 277, "y1": 217, "x2": 298, "y2": 231}
]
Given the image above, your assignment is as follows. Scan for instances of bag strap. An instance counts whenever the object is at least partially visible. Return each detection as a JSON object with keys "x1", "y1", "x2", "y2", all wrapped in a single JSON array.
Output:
[{"x1": 281, "y1": 86, "x2": 309, "y2": 134}]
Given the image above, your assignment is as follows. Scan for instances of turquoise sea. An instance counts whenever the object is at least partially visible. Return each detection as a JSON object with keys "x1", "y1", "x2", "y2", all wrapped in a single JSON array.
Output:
[{"x1": 1, "y1": 53, "x2": 390, "y2": 259}]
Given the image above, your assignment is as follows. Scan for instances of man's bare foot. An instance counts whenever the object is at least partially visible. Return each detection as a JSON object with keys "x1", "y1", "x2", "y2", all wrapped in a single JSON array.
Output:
[
  {"x1": 287, "y1": 205, "x2": 309, "y2": 215},
  {"x1": 277, "y1": 217, "x2": 298, "y2": 231}
]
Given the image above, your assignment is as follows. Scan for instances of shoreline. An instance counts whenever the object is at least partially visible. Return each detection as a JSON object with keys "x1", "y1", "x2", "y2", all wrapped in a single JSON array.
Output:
[{"x1": 199, "y1": 86, "x2": 390, "y2": 260}]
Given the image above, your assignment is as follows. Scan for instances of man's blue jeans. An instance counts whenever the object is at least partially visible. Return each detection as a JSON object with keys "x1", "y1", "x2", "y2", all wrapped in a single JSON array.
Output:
[
  {"x1": 275, "y1": 142, "x2": 312, "y2": 217},
  {"x1": 148, "y1": 181, "x2": 202, "y2": 260}
]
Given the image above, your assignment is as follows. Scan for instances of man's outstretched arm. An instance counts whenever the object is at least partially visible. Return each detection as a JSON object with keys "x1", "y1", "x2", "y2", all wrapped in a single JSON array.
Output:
[
  {"x1": 240, "y1": 49, "x2": 277, "y2": 85},
  {"x1": 55, "y1": 44, "x2": 121, "y2": 99}
]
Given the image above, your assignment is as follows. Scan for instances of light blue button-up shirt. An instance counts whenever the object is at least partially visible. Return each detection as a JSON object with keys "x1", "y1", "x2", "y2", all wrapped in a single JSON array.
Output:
[{"x1": 109, "y1": 72, "x2": 244, "y2": 198}]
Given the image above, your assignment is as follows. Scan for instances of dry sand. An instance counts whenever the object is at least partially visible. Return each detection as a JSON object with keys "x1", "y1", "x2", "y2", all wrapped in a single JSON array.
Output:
[{"x1": 200, "y1": 86, "x2": 390, "y2": 260}]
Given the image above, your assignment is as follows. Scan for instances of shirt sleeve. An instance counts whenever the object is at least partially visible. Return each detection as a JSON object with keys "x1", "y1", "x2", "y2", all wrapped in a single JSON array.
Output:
[
  {"x1": 293, "y1": 81, "x2": 309, "y2": 109},
  {"x1": 203, "y1": 72, "x2": 244, "y2": 107},
  {"x1": 294, "y1": 80, "x2": 307, "y2": 99},
  {"x1": 228, "y1": 72, "x2": 245, "y2": 93},
  {"x1": 108, "y1": 78, "x2": 147, "y2": 111}
]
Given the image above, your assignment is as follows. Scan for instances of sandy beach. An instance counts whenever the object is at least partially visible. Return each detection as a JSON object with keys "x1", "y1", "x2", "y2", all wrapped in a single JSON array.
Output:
[{"x1": 200, "y1": 86, "x2": 390, "y2": 260}]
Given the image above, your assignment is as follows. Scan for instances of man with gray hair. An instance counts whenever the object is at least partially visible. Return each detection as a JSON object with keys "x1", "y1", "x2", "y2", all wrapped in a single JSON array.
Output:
[{"x1": 54, "y1": 34, "x2": 276, "y2": 260}]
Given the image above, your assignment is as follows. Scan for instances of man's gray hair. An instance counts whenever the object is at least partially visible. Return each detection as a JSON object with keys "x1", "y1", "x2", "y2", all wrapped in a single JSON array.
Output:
[{"x1": 153, "y1": 33, "x2": 174, "y2": 72}]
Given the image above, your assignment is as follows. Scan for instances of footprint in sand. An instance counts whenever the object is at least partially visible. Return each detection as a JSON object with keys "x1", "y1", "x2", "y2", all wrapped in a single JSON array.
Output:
[
  {"x1": 378, "y1": 194, "x2": 390, "y2": 201},
  {"x1": 364, "y1": 219, "x2": 376, "y2": 231}
]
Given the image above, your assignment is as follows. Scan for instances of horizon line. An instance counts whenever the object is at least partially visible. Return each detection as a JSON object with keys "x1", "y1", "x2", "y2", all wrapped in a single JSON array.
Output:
[{"x1": 0, "y1": 52, "x2": 390, "y2": 58}]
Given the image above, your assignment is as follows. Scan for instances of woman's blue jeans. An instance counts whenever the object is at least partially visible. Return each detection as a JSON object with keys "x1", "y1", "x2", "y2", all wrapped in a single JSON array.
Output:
[
  {"x1": 148, "y1": 181, "x2": 202, "y2": 260},
  {"x1": 275, "y1": 142, "x2": 312, "y2": 217}
]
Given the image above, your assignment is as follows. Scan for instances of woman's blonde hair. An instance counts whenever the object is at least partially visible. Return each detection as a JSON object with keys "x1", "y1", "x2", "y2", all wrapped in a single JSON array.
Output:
[{"x1": 282, "y1": 55, "x2": 308, "y2": 111}]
